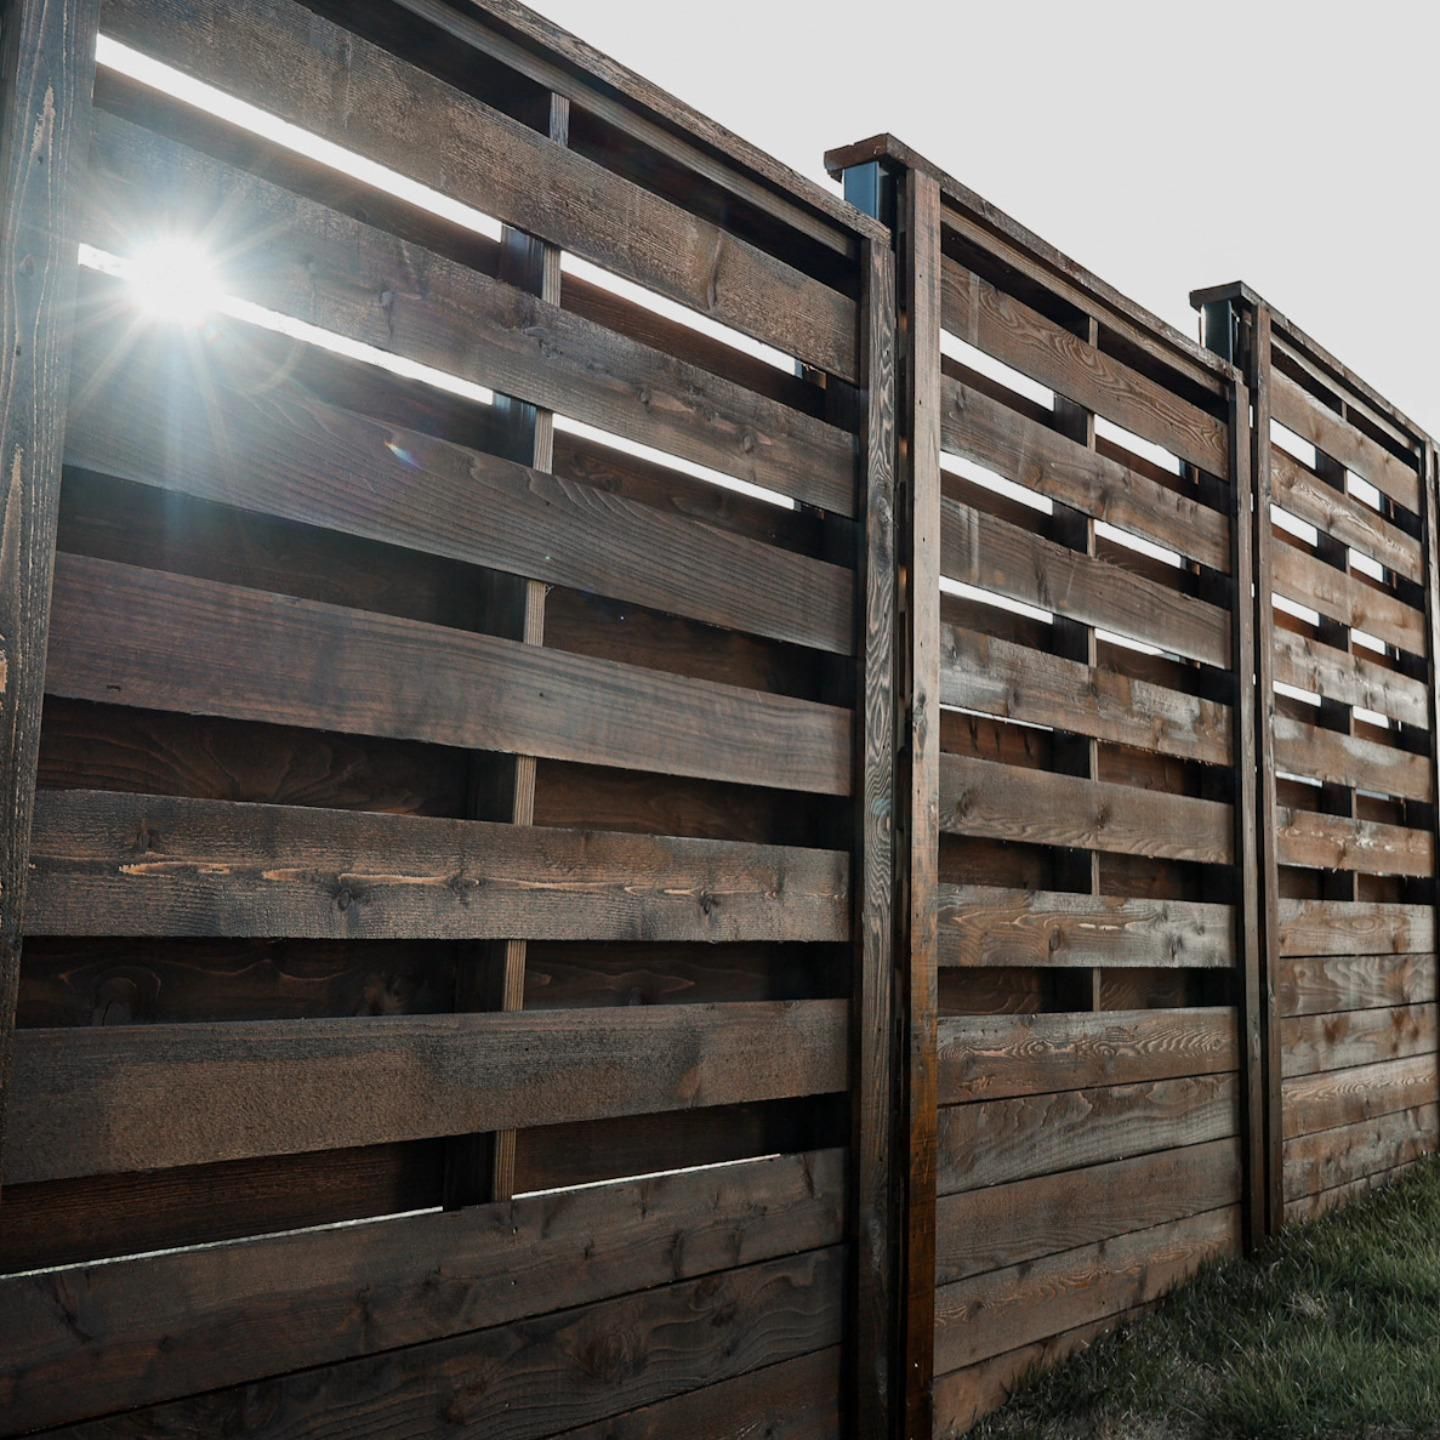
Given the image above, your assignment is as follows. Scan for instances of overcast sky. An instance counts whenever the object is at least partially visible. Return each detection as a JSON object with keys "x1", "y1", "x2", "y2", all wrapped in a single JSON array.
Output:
[{"x1": 535, "y1": 1, "x2": 1439, "y2": 438}]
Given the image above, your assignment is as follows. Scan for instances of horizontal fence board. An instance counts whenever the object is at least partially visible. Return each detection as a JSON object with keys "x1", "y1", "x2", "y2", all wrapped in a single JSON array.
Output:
[
  {"x1": 47, "y1": 1245, "x2": 844, "y2": 1440},
  {"x1": 1277, "y1": 952, "x2": 1438, "y2": 1016},
  {"x1": 1272, "y1": 715, "x2": 1433, "y2": 804},
  {"x1": 99, "y1": 0, "x2": 860, "y2": 380},
  {"x1": 937, "y1": 1007, "x2": 1238, "y2": 1104},
  {"x1": 937, "y1": 374, "x2": 1230, "y2": 572},
  {"x1": 5, "y1": 999, "x2": 847, "y2": 1182},
  {"x1": 1271, "y1": 625, "x2": 1430, "y2": 728},
  {"x1": 64, "y1": 315, "x2": 854, "y2": 656},
  {"x1": 937, "y1": 884, "x2": 1233, "y2": 969},
  {"x1": 1283, "y1": 1052, "x2": 1440, "y2": 1139},
  {"x1": 1275, "y1": 807, "x2": 1432, "y2": 877},
  {"x1": 937, "y1": 1073, "x2": 1239, "y2": 1195},
  {"x1": 940, "y1": 498, "x2": 1231, "y2": 667},
  {"x1": 935, "y1": 1137, "x2": 1241, "y2": 1285},
  {"x1": 1282, "y1": 1103, "x2": 1438, "y2": 1201},
  {"x1": 1281, "y1": 1003, "x2": 1437, "y2": 1078},
  {"x1": 45, "y1": 554, "x2": 851, "y2": 795},
  {"x1": 933, "y1": 1206, "x2": 1240, "y2": 1374},
  {"x1": 81, "y1": 114, "x2": 857, "y2": 515},
  {"x1": 939, "y1": 257, "x2": 1229, "y2": 476},
  {"x1": 25, "y1": 789, "x2": 849, "y2": 941},
  {"x1": 1270, "y1": 443, "x2": 1422, "y2": 582},
  {"x1": 0, "y1": 1148, "x2": 842, "y2": 1432},
  {"x1": 1271, "y1": 539, "x2": 1425, "y2": 655},
  {"x1": 1284, "y1": 1161, "x2": 1418, "y2": 1225},
  {"x1": 940, "y1": 625, "x2": 1232, "y2": 766},
  {"x1": 1270, "y1": 370, "x2": 1420, "y2": 513},
  {"x1": 939, "y1": 754, "x2": 1235, "y2": 865},
  {"x1": 1277, "y1": 902, "x2": 1435, "y2": 960}
]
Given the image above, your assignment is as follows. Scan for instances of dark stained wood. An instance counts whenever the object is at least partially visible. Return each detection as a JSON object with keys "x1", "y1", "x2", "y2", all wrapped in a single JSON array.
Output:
[
  {"x1": 937, "y1": 1073, "x2": 1240, "y2": 1195},
  {"x1": 1280, "y1": 1004, "x2": 1436, "y2": 1079},
  {"x1": 5, "y1": 998, "x2": 848, "y2": 1182},
  {"x1": 1282, "y1": 1101, "x2": 1437, "y2": 1200},
  {"x1": 0, "y1": 1148, "x2": 842, "y2": 1431},
  {"x1": 1276, "y1": 899, "x2": 1434, "y2": 958},
  {"x1": 1283, "y1": 1052, "x2": 1440, "y2": 1139},
  {"x1": 1275, "y1": 806, "x2": 1432, "y2": 877},
  {"x1": 937, "y1": 884, "x2": 1233, "y2": 968},
  {"x1": 939, "y1": 754, "x2": 1235, "y2": 864},
  {"x1": 45, "y1": 554, "x2": 852, "y2": 795},
  {"x1": 1270, "y1": 538, "x2": 1425, "y2": 655},
  {"x1": 1272, "y1": 713, "x2": 1433, "y2": 803},
  {"x1": 24, "y1": 788, "x2": 848, "y2": 941},
  {"x1": 0, "y1": 0, "x2": 100, "y2": 1197},
  {"x1": 1277, "y1": 952, "x2": 1437, "y2": 1018},
  {"x1": 938, "y1": 1007, "x2": 1239, "y2": 1104},
  {"x1": 1271, "y1": 624, "x2": 1429, "y2": 728},
  {"x1": 940, "y1": 625, "x2": 1232, "y2": 766}
]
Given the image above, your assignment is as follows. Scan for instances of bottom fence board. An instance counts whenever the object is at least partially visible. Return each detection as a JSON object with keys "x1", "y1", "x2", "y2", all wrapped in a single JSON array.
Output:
[
  {"x1": 1284, "y1": 1157, "x2": 1430, "y2": 1225},
  {"x1": 1282, "y1": 1102, "x2": 1439, "y2": 1202}
]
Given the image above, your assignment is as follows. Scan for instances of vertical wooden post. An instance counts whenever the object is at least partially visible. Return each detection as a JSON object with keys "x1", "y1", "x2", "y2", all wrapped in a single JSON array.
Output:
[
  {"x1": 444, "y1": 87, "x2": 569, "y2": 1209},
  {"x1": 1419, "y1": 438, "x2": 1440, "y2": 1164},
  {"x1": 0, "y1": 0, "x2": 99, "y2": 1200}
]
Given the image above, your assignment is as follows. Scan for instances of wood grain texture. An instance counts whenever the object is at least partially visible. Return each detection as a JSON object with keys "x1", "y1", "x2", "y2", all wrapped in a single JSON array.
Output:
[
  {"x1": 0, "y1": 0, "x2": 99, "y2": 1196},
  {"x1": 24, "y1": 788, "x2": 848, "y2": 941},
  {"x1": 1271, "y1": 624, "x2": 1429, "y2": 728},
  {"x1": 0, "y1": 1148, "x2": 842, "y2": 1431},
  {"x1": 1283, "y1": 1052, "x2": 1440, "y2": 1139},
  {"x1": 938, "y1": 1007, "x2": 1239, "y2": 1104},
  {"x1": 5, "y1": 998, "x2": 848, "y2": 1182},
  {"x1": 1275, "y1": 807, "x2": 1432, "y2": 877},
  {"x1": 939, "y1": 754, "x2": 1235, "y2": 864},
  {"x1": 940, "y1": 624, "x2": 1232, "y2": 765},
  {"x1": 1283, "y1": 1102, "x2": 1438, "y2": 1201},
  {"x1": 937, "y1": 1073, "x2": 1239, "y2": 1195},
  {"x1": 1273, "y1": 714, "x2": 1433, "y2": 803},
  {"x1": 45, "y1": 553, "x2": 851, "y2": 795},
  {"x1": 1276, "y1": 901, "x2": 1435, "y2": 958},
  {"x1": 935, "y1": 1137, "x2": 1241, "y2": 1284},
  {"x1": 1281, "y1": 1003, "x2": 1437, "y2": 1079},
  {"x1": 940, "y1": 496, "x2": 1231, "y2": 668},
  {"x1": 1277, "y1": 952, "x2": 1437, "y2": 1017},
  {"x1": 937, "y1": 884, "x2": 1232, "y2": 969},
  {"x1": 1271, "y1": 538, "x2": 1425, "y2": 655}
]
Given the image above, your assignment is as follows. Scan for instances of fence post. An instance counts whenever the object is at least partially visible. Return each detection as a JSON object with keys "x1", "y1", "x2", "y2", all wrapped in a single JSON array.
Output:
[{"x1": 0, "y1": 0, "x2": 100, "y2": 1201}]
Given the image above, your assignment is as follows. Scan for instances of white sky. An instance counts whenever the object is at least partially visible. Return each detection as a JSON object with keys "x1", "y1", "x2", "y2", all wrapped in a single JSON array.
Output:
[{"x1": 535, "y1": 0, "x2": 1440, "y2": 438}]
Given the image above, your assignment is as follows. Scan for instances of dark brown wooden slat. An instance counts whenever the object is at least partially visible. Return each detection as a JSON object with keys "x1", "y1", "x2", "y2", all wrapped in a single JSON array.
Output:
[
  {"x1": 1282, "y1": 1102, "x2": 1438, "y2": 1200},
  {"x1": 5, "y1": 998, "x2": 847, "y2": 1182},
  {"x1": 1275, "y1": 807, "x2": 1432, "y2": 877},
  {"x1": 1272, "y1": 714, "x2": 1433, "y2": 804},
  {"x1": 0, "y1": 1147, "x2": 842, "y2": 1431},
  {"x1": 940, "y1": 625, "x2": 1232, "y2": 765},
  {"x1": 45, "y1": 554, "x2": 851, "y2": 795},
  {"x1": 937, "y1": 374, "x2": 1230, "y2": 572},
  {"x1": 939, "y1": 754, "x2": 1235, "y2": 865},
  {"x1": 935, "y1": 1137, "x2": 1241, "y2": 1284},
  {"x1": 64, "y1": 316, "x2": 854, "y2": 655},
  {"x1": 1270, "y1": 443, "x2": 1422, "y2": 581},
  {"x1": 937, "y1": 884, "x2": 1233, "y2": 968},
  {"x1": 1283, "y1": 1053, "x2": 1440, "y2": 1139},
  {"x1": 932, "y1": 1206, "x2": 1240, "y2": 1374},
  {"x1": 1281, "y1": 1004, "x2": 1437, "y2": 1079},
  {"x1": 25, "y1": 789, "x2": 848, "y2": 941},
  {"x1": 100, "y1": 0, "x2": 860, "y2": 380},
  {"x1": 941, "y1": 497, "x2": 1230, "y2": 668},
  {"x1": 939, "y1": 257, "x2": 1229, "y2": 476},
  {"x1": 1271, "y1": 539, "x2": 1425, "y2": 655},
  {"x1": 1277, "y1": 952, "x2": 1437, "y2": 1018},
  {"x1": 1276, "y1": 900, "x2": 1435, "y2": 958},
  {"x1": 80, "y1": 116, "x2": 857, "y2": 517},
  {"x1": 1271, "y1": 370, "x2": 1420, "y2": 513},
  {"x1": 1284, "y1": 1159, "x2": 1418, "y2": 1224},
  {"x1": 938, "y1": 1007, "x2": 1239, "y2": 1105},
  {"x1": 48, "y1": 1246, "x2": 843, "y2": 1440},
  {"x1": 937, "y1": 1073, "x2": 1239, "y2": 1195},
  {"x1": 1271, "y1": 624, "x2": 1430, "y2": 728}
]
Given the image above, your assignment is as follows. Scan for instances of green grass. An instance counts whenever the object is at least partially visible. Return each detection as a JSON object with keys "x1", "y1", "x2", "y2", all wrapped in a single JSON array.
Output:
[{"x1": 972, "y1": 1157, "x2": 1440, "y2": 1440}]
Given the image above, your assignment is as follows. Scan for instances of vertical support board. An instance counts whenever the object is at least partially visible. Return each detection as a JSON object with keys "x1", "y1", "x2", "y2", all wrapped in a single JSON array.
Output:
[
  {"x1": 1422, "y1": 437, "x2": 1440, "y2": 1140},
  {"x1": 0, "y1": 0, "x2": 99, "y2": 1197}
]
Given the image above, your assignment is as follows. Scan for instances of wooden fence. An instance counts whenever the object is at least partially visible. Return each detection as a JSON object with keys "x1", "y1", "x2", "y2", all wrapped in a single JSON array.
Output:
[{"x1": 0, "y1": 6, "x2": 1436, "y2": 1440}]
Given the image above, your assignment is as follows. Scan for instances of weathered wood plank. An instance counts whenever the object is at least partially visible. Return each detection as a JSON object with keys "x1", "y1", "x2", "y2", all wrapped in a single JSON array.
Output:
[
  {"x1": 24, "y1": 789, "x2": 848, "y2": 941},
  {"x1": 1281, "y1": 1003, "x2": 1437, "y2": 1079},
  {"x1": 935, "y1": 1137, "x2": 1241, "y2": 1284},
  {"x1": 100, "y1": 0, "x2": 860, "y2": 379},
  {"x1": 938, "y1": 1007, "x2": 1238, "y2": 1104},
  {"x1": 1283, "y1": 1052, "x2": 1440, "y2": 1139},
  {"x1": 1282, "y1": 1102, "x2": 1438, "y2": 1202},
  {"x1": 940, "y1": 624, "x2": 1232, "y2": 765},
  {"x1": 1276, "y1": 901, "x2": 1435, "y2": 959},
  {"x1": 1272, "y1": 714, "x2": 1433, "y2": 804},
  {"x1": 1271, "y1": 538, "x2": 1425, "y2": 655},
  {"x1": 45, "y1": 554, "x2": 851, "y2": 795},
  {"x1": 937, "y1": 1073, "x2": 1239, "y2": 1195},
  {"x1": 937, "y1": 884, "x2": 1233, "y2": 968},
  {"x1": 0, "y1": 1148, "x2": 842, "y2": 1431},
  {"x1": 1271, "y1": 624, "x2": 1430, "y2": 728},
  {"x1": 1284, "y1": 1158, "x2": 1419, "y2": 1225},
  {"x1": 1275, "y1": 807, "x2": 1432, "y2": 877},
  {"x1": 939, "y1": 257, "x2": 1229, "y2": 476},
  {"x1": 939, "y1": 754, "x2": 1235, "y2": 865},
  {"x1": 941, "y1": 497, "x2": 1231, "y2": 667},
  {"x1": 937, "y1": 374, "x2": 1230, "y2": 571},
  {"x1": 933, "y1": 1206, "x2": 1240, "y2": 1373},
  {"x1": 1277, "y1": 952, "x2": 1437, "y2": 1017},
  {"x1": 4, "y1": 999, "x2": 847, "y2": 1182}
]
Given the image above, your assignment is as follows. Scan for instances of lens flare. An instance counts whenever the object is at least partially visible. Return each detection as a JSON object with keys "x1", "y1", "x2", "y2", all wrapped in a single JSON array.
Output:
[{"x1": 127, "y1": 239, "x2": 222, "y2": 326}]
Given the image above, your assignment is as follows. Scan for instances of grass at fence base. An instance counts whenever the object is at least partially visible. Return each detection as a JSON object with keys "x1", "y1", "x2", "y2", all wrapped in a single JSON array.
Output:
[{"x1": 972, "y1": 1156, "x2": 1440, "y2": 1439}]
